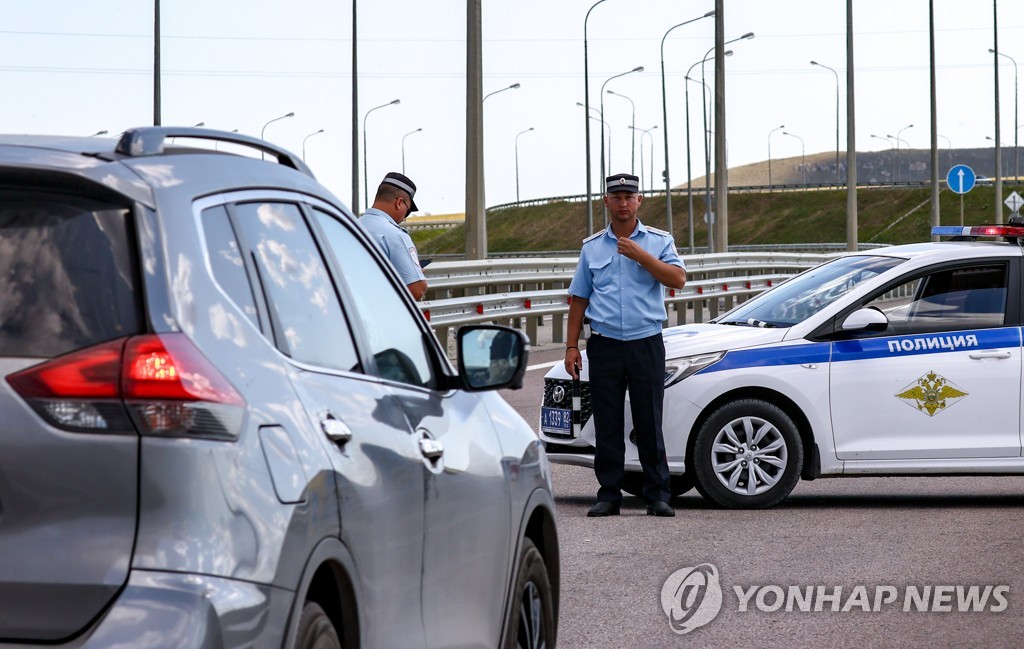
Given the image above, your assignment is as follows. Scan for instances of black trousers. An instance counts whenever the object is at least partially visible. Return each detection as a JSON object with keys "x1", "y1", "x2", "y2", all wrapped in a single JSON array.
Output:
[{"x1": 587, "y1": 332, "x2": 671, "y2": 505}]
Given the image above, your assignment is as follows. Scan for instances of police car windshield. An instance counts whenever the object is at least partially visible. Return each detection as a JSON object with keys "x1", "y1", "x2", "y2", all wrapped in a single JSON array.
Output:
[{"x1": 719, "y1": 255, "x2": 904, "y2": 328}]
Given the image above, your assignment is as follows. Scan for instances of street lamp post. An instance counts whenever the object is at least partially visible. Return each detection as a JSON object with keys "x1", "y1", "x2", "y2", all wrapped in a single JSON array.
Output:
[
  {"x1": 600, "y1": 66, "x2": 644, "y2": 226},
  {"x1": 871, "y1": 134, "x2": 897, "y2": 181},
  {"x1": 991, "y1": 49, "x2": 1018, "y2": 180},
  {"x1": 660, "y1": 10, "x2": 716, "y2": 241},
  {"x1": 302, "y1": 128, "x2": 324, "y2": 162},
  {"x1": 894, "y1": 123, "x2": 913, "y2": 183},
  {"x1": 767, "y1": 124, "x2": 785, "y2": 190},
  {"x1": 783, "y1": 131, "x2": 806, "y2": 186},
  {"x1": 701, "y1": 32, "x2": 754, "y2": 251},
  {"x1": 578, "y1": 103, "x2": 612, "y2": 194},
  {"x1": 401, "y1": 127, "x2": 422, "y2": 175},
  {"x1": 629, "y1": 125, "x2": 658, "y2": 193},
  {"x1": 938, "y1": 133, "x2": 953, "y2": 174},
  {"x1": 361, "y1": 99, "x2": 400, "y2": 213},
  {"x1": 583, "y1": 0, "x2": 608, "y2": 235},
  {"x1": 810, "y1": 60, "x2": 841, "y2": 184},
  {"x1": 515, "y1": 127, "x2": 534, "y2": 203},
  {"x1": 684, "y1": 50, "x2": 732, "y2": 254},
  {"x1": 606, "y1": 89, "x2": 635, "y2": 174},
  {"x1": 483, "y1": 82, "x2": 521, "y2": 103},
  {"x1": 260, "y1": 111, "x2": 294, "y2": 160}
]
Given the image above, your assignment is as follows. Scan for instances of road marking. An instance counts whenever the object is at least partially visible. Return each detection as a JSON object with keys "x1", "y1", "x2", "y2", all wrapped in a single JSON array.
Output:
[{"x1": 527, "y1": 360, "x2": 560, "y2": 372}]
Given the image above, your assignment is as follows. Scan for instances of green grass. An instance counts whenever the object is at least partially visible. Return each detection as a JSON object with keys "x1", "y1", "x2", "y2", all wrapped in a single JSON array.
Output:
[{"x1": 417, "y1": 185, "x2": 1024, "y2": 255}]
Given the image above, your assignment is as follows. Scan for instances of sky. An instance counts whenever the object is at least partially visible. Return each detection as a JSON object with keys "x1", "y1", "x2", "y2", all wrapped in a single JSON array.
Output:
[{"x1": 2, "y1": 1, "x2": 1023, "y2": 216}]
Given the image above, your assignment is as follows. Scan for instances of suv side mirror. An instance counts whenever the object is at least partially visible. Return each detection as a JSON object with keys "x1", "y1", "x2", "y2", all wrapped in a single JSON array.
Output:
[
  {"x1": 456, "y1": 325, "x2": 529, "y2": 391},
  {"x1": 841, "y1": 307, "x2": 888, "y2": 332}
]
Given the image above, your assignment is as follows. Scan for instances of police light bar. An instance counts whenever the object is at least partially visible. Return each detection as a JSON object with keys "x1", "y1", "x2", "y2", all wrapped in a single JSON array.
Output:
[{"x1": 931, "y1": 225, "x2": 1024, "y2": 238}]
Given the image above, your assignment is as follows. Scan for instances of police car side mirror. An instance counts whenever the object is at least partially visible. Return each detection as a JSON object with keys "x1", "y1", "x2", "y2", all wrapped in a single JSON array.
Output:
[
  {"x1": 841, "y1": 307, "x2": 888, "y2": 332},
  {"x1": 456, "y1": 325, "x2": 530, "y2": 391}
]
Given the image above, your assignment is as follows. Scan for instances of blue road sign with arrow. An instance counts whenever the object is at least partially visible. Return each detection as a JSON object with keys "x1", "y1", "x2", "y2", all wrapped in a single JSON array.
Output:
[{"x1": 946, "y1": 164, "x2": 976, "y2": 194}]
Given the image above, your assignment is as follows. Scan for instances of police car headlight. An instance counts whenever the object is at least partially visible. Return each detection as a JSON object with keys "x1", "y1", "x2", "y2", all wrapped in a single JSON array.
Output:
[{"x1": 664, "y1": 352, "x2": 725, "y2": 387}]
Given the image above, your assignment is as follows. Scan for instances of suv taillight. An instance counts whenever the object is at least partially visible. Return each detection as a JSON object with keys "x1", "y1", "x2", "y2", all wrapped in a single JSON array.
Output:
[{"x1": 7, "y1": 334, "x2": 245, "y2": 439}]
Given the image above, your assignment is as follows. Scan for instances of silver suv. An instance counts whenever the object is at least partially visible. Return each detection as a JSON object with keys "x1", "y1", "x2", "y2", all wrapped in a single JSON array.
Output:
[{"x1": 0, "y1": 128, "x2": 558, "y2": 648}]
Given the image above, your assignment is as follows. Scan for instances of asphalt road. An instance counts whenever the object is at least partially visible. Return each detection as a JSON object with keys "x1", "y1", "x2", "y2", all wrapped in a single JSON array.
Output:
[{"x1": 505, "y1": 345, "x2": 1024, "y2": 649}]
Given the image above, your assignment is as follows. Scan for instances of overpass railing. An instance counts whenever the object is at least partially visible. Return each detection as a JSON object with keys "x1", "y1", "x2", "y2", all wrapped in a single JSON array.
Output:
[{"x1": 420, "y1": 251, "x2": 843, "y2": 348}]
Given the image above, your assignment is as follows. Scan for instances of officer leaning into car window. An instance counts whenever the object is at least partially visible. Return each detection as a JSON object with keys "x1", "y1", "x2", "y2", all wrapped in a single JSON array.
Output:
[
  {"x1": 565, "y1": 173, "x2": 687, "y2": 518},
  {"x1": 357, "y1": 172, "x2": 429, "y2": 300}
]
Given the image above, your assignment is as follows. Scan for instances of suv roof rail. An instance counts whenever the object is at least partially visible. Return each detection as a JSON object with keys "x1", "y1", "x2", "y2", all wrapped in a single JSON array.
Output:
[{"x1": 115, "y1": 127, "x2": 315, "y2": 178}]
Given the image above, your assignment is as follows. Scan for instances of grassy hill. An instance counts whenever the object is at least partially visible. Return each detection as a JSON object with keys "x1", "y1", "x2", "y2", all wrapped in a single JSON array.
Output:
[{"x1": 416, "y1": 184, "x2": 1021, "y2": 255}]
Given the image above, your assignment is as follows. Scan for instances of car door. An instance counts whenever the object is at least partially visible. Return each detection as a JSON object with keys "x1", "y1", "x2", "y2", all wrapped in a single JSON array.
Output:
[
  {"x1": 829, "y1": 260, "x2": 1022, "y2": 460},
  {"x1": 312, "y1": 208, "x2": 514, "y2": 648},
  {"x1": 221, "y1": 199, "x2": 427, "y2": 649}
]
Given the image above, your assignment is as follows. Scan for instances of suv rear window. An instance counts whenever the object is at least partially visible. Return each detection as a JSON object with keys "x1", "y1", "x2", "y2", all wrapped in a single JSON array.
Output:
[{"x1": 0, "y1": 190, "x2": 141, "y2": 358}]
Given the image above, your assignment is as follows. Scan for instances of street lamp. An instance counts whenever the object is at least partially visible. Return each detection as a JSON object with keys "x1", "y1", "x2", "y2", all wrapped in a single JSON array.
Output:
[
  {"x1": 629, "y1": 125, "x2": 658, "y2": 193},
  {"x1": 938, "y1": 133, "x2": 953, "y2": 174},
  {"x1": 782, "y1": 131, "x2": 806, "y2": 186},
  {"x1": 302, "y1": 128, "x2": 324, "y2": 162},
  {"x1": 685, "y1": 50, "x2": 732, "y2": 253},
  {"x1": 810, "y1": 60, "x2": 841, "y2": 184},
  {"x1": 767, "y1": 125, "x2": 785, "y2": 190},
  {"x1": 578, "y1": 102, "x2": 612, "y2": 194},
  {"x1": 193, "y1": 122, "x2": 205, "y2": 128},
  {"x1": 701, "y1": 32, "x2": 754, "y2": 251},
  {"x1": 483, "y1": 82, "x2": 521, "y2": 103},
  {"x1": 583, "y1": 0, "x2": 609, "y2": 235},
  {"x1": 871, "y1": 134, "x2": 897, "y2": 182},
  {"x1": 991, "y1": 49, "x2": 1018, "y2": 180},
  {"x1": 600, "y1": 66, "x2": 644, "y2": 226},
  {"x1": 361, "y1": 99, "x2": 400, "y2": 213},
  {"x1": 514, "y1": 127, "x2": 534, "y2": 203},
  {"x1": 894, "y1": 123, "x2": 913, "y2": 183},
  {"x1": 89, "y1": 130, "x2": 108, "y2": 136},
  {"x1": 260, "y1": 111, "x2": 294, "y2": 160},
  {"x1": 401, "y1": 127, "x2": 422, "y2": 175},
  {"x1": 660, "y1": 10, "x2": 715, "y2": 241},
  {"x1": 606, "y1": 89, "x2": 635, "y2": 174}
]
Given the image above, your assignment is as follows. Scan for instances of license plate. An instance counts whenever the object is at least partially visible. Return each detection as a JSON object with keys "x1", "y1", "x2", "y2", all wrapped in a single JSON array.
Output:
[{"x1": 541, "y1": 407, "x2": 573, "y2": 434}]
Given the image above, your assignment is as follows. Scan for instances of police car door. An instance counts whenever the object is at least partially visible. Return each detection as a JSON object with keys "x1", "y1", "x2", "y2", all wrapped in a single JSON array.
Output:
[{"x1": 829, "y1": 260, "x2": 1022, "y2": 461}]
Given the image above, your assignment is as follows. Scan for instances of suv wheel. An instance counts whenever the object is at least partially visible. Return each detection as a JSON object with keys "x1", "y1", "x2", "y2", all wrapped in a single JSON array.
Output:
[
  {"x1": 692, "y1": 399, "x2": 803, "y2": 509},
  {"x1": 503, "y1": 538, "x2": 555, "y2": 649},
  {"x1": 294, "y1": 601, "x2": 342, "y2": 649}
]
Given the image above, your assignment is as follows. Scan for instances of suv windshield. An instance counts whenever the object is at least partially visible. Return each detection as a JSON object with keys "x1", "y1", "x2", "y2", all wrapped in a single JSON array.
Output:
[
  {"x1": 717, "y1": 254, "x2": 905, "y2": 328},
  {"x1": 0, "y1": 190, "x2": 140, "y2": 358}
]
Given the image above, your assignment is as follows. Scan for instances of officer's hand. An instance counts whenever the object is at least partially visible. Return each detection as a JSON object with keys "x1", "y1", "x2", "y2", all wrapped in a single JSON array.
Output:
[
  {"x1": 617, "y1": 237, "x2": 647, "y2": 262},
  {"x1": 565, "y1": 347, "x2": 582, "y2": 379}
]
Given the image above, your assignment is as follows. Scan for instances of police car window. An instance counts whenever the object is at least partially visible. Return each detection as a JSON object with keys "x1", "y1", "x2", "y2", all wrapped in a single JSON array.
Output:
[
  {"x1": 230, "y1": 201, "x2": 360, "y2": 372},
  {"x1": 721, "y1": 255, "x2": 903, "y2": 327},
  {"x1": 311, "y1": 209, "x2": 437, "y2": 389},
  {"x1": 861, "y1": 264, "x2": 1007, "y2": 335}
]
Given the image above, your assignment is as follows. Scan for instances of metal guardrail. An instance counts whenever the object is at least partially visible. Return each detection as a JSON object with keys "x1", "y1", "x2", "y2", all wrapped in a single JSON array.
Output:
[
  {"x1": 420, "y1": 251, "x2": 839, "y2": 348},
  {"x1": 424, "y1": 242, "x2": 889, "y2": 262}
]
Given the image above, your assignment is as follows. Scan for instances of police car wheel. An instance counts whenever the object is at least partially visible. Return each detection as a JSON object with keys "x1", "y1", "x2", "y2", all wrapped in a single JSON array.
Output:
[
  {"x1": 692, "y1": 399, "x2": 803, "y2": 509},
  {"x1": 620, "y1": 472, "x2": 694, "y2": 497}
]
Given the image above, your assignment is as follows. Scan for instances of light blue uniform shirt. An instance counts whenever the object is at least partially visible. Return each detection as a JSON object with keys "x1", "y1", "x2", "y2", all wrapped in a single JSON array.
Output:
[
  {"x1": 357, "y1": 208, "x2": 426, "y2": 286},
  {"x1": 568, "y1": 221, "x2": 685, "y2": 341}
]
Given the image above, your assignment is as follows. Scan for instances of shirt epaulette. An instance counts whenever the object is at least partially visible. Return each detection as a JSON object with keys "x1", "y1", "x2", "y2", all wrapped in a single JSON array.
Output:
[
  {"x1": 581, "y1": 231, "x2": 604, "y2": 245},
  {"x1": 645, "y1": 226, "x2": 671, "y2": 237}
]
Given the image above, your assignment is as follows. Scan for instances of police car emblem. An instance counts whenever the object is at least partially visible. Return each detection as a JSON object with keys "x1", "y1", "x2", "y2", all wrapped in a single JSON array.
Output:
[
  {"x1": 552, "y1": 385, "x2": 566, "y2": 404},
  {"x1": 895, "y1": 371, "x2": 968, "y2": 417}
]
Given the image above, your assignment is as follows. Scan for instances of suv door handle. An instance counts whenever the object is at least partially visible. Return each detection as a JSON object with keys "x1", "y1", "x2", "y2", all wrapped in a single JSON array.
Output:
[
  {"x1": 419, "y1": 437, "x2": 444, "y2": 460},
  {"x1": 968, "y1": 351, "x2": 1012, "y2": 360},
  {"x1": 321, "y1": 417, "x2": 353, "y2": 443}
]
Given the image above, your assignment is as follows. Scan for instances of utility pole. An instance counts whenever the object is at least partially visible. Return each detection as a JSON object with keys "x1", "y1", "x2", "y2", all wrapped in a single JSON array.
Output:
[
  {"x1": 713, "y1": 0, "x2": 728, "y2": 252},
  {"x1": 465, "y1": 0, "x2": 486, "y2": 258},
  {"x1": 846, "y1": 0, "x2": 858, "y2": 251}
]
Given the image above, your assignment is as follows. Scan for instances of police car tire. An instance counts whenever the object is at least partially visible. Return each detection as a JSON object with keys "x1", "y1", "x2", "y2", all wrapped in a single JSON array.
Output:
[
  {"x1": 692, "y1": 399, "x2": 803, "y2": 509},
  {"x1": 620, "y1": 472, "x2": 694, "y2": 498}
]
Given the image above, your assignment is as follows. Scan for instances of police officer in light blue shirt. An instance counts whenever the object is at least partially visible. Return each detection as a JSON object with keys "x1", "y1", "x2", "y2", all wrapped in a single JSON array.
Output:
[
  {"x1": 565, "y1": 172, "x2": 687, "y2": 518},
  {"x1": 358, "y1": 172, "x2": 428, "y2": 300}
]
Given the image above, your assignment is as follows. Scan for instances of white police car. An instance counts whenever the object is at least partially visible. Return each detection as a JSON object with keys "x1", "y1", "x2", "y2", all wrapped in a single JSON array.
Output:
[{"x1": 541, "y1": 225, "x2": 1024, "y2": 508}]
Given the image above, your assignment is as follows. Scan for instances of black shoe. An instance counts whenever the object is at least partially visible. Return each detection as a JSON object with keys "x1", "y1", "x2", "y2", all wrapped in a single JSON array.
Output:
[
  {"x1": 646, "y1": 501, "x2": 675, "y2": 517},
  {"x1": 587, "y1": 501, "x2": 620, "y2": 517}
]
